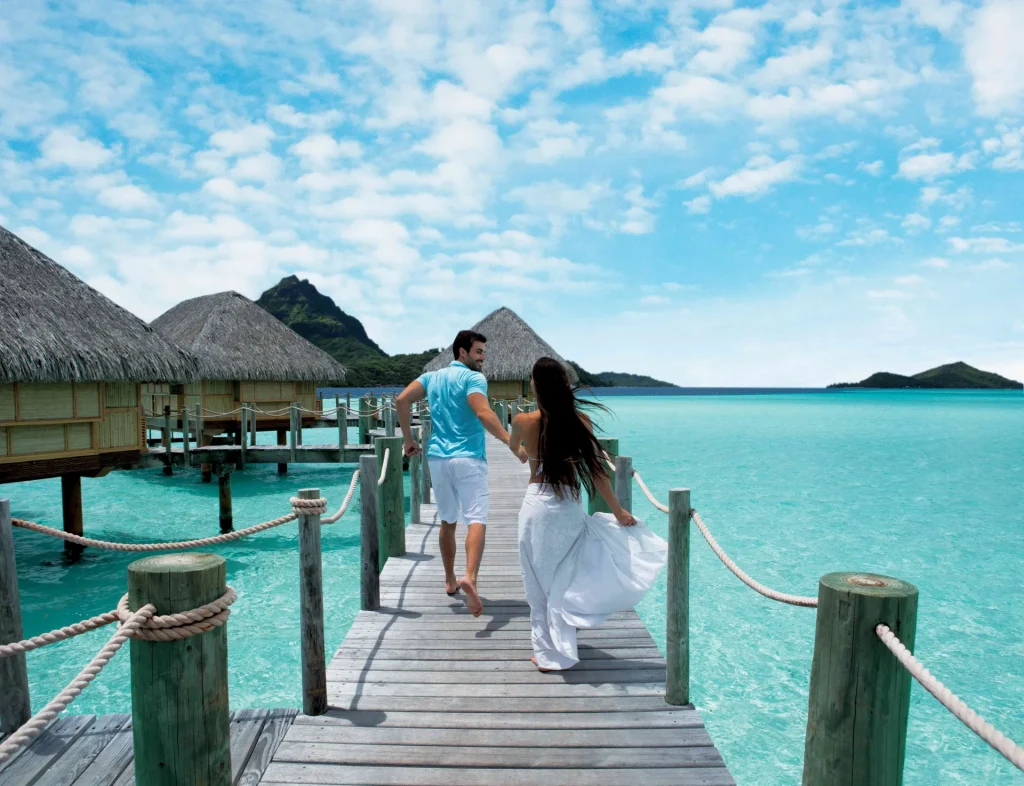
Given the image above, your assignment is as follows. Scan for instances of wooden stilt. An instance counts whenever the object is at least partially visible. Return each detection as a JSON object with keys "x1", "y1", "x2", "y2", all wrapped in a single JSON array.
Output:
[
  {"x1": 0, "y1": 498, "x2": 31, "y2": 733},
  {"x1": 162, "y1": 405, "x2": 173, "y2": 476},
  {"x1": 61, "y1": 473, "x2": 84, "y2": 560},
  {"x1": 277, "y1": 428, "x2": 288, "y2": 475},
  {"x1": 217, "y1": 467, "x2": 233, "y2": 533}
]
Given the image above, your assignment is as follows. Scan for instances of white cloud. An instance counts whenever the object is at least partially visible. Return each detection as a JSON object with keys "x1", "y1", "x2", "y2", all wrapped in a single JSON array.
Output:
[
  {"x1": 12, "y1": 226, "x2": 53, "y2": 251},
  {"x1": 268, "y1": 104, "x2": 344, "y2": 130},
  {"x1": 619, "y1": 185, "x2": 657, "y2": 234},
  {"x1": 898, "y1": 148, "x2": 974, "y2": 180},
  {"x1": 964, "y1": 0, "x2": 1024, "y2": 115},
  {"x1": 905, "y1": 0, "x2": 965, "y2": 34},
  {"x1": 641, "y1": 295, "x2": 671, "y2": 305},
  {"x1": 981, "y1": 127, "x2": 1024, "y2": 170},
  {"x1": 949, "y1": 236, "x2": 1024, "y2": 253},
  {"x1": 209, "y1": 124, "x2": 275, "y2": 156},
  {"x1": 895, "y1": 274, "x2": 926, "y2": 285},
  {"x1": 709, "y1": 156, "x2": 801, "y2": 199},
  {"x1": 685, "y1": 195, "x2": 712, "y2": 214},
  {"x1": 232, "y1": 152, "x2": 281, "y2": 182},
  {"x1": 857, "y1": 160, "x2": 885, "y2": 176},
  {"x1": 162, "y1": 211, "x2": 258, "y2": 242},
  {"x1": 202, "y1": 177, "x2": 276, "y2": 204},
  {"x1": 921, "y1": 256, "x2": 951, "y2": 268},
  {"x1": 40, "y1": 128, "x2": 113, "y2": 169},
  {"x1": 902, "y1": 213, "x2": 932, "y2": 233},
  {"x1": 680, "y1": 168, "x2": 714, "y2": 188},
  {"x1": 551, "y1": 0, "x2": 595, "y2": 41},
  {"x1": 289, "y1": 134, "x2": 362, "y2": 170},
  {"x1": 751, "y1": 43, "x2": 832, "y2": 89},
  {"x1": 690, "y1": 24, "x2": 757, "y2": 76},
  {"x1": 418, "y1": 118, "x2": 503, "y2": 167},
  {"x1": 518, "y1": 119, "x2": 590, "y2": 164},
  {"x1": 97, "y1": 184, "x2": 158, "y2": 211}
]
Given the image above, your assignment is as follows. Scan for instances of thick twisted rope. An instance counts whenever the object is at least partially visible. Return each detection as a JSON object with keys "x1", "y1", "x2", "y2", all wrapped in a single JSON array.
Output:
[
  {"x1": 876, "y1": 624, "x2": 1024, "y2": 772},
  {"x1": 690, "y1": 510, "x2": 818, "y2": 607},
  {"x1": 632, "y1": 468, "x2": 670, "y2": 513},
  {"x1": 323, "y1": 470, "x2": 361, "y2": 524},
  {"x1": 377, "y1": 447, "x2": 391, "y2": 486},
  {"x1": 289, "y1": 497, "x2": 327, "y2": 515},
  {"x1": 115, "y1": 587, "x2": 236, "y2": 642},
  {"x1": 0, "y1": 610, "x2": 120, "y2": 658},
  {"x1": 12, "y1": 510, "x2": 299, "y2": 552},
  {"x1": 0, "y1": 605, "x2": 154, "y2": 765}
]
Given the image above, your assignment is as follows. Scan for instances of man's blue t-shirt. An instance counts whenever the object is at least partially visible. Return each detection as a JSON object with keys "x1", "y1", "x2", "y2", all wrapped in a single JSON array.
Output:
[{"x1": 417, "y1": 361, "x2": 488, "y2": 460}]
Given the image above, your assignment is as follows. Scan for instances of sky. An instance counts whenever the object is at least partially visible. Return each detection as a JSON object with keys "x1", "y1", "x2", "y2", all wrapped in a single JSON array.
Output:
[{"x1": 2, "y1": 0, "x2": 1023, "y2": 386}]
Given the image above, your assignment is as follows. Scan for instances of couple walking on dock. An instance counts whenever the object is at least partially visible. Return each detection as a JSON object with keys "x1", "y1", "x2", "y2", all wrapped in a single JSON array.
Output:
[{"x1": 396, "y1": 330, "x2": 667, "y2": 671}]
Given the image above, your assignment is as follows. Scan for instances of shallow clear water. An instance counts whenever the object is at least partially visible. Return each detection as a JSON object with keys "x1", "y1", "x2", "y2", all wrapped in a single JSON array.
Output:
[{"x1": 6, "y1": 391, "x2": 1023, "y2": 785}]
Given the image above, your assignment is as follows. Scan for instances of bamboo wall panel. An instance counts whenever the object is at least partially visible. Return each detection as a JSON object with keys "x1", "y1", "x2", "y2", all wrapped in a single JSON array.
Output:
[
  {"x1": 67, "y1": 423, "x2": 93, "y2": 451},
  {"x1": 18, "y1": 383, "x2": 74, "y2": 420},
  {"x1": 0, "y1": 385, "x2": 15, "y2": 421},
  {"x1": 204, "y1": 394, "x2": 234, "y2": 415},
  {"x1": 295, "y1": 381, "x2": 315, "y2": 396},
  {"x1": 488, "y1": 380, "x2": 526, "y2": 400},
  {"x1": 205, "y1": 379, "x2": 233, "y2": 395},
  {"x1": 99, "y1": 410, "x2": 141, "y2": 450},
  {"x1": 254, "y1": 382, "x2": 283, "y2": 401},
  {"x1": 11, "y1": 424, "x2": 66, "y2": 455},
  {"x1": 76, "y1": 383, "x2": 101, "y2": 418},
  {"x1": 104, "y1": 382, "x2": 138, "y2": 409},
  {"x1": 0, "y1": 428, "x2": 7, "y2": 456},
  {"x1": 140, "y1": 383, "x2": 172, "y2": 416}
]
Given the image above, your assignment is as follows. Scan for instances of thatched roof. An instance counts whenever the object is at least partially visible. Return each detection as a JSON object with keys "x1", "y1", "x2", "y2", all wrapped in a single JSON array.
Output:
[
  {"x1": 0, "y1": 225, "x2": 199, "y2": 384},
  {"x1": 423, "y1": 307, "x2": 577, "y2": 382},
  {"x1": 152, "y1": 291, "x2": 347, "y2": 383}
]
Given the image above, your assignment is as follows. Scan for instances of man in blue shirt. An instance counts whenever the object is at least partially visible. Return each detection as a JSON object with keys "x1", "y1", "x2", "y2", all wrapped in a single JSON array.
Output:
[{"x1": 397, "y1": 330, "x2": 520, "y2": 616}]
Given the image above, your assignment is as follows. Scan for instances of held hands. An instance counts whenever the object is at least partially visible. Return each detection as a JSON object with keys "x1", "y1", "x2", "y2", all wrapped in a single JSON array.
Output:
[
  {"x1": 517, "y1": 446, "x2": 530, "y2": 464},
  {"x1": 403, "y1": 439, "x2": 421, "y2": 457},
  {"x1": 614, "y1": 508, "x2": 637, "y2": 527}
]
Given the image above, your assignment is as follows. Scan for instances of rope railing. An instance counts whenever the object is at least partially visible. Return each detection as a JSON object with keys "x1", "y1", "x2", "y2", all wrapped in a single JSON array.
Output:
[
  {"x1": 377, "y1": 448, "x2": 390, "y2": 486},
  {"x1": 11, "y1": 473, "x2": 363, "y2": 552},
  {"x1": 877, "y1": 624, "x2": 1024, "y2": 773}
]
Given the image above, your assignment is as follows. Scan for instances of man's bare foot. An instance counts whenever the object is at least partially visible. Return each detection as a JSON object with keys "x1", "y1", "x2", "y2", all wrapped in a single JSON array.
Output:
[
  {"x1": 459, "y1": 577, "x2": 483, "y2": 616},
  {"x1": 531, "y1": 656, "x2": 551, "y2": 673},
  {"x1": 445, "y1": 576, "x2": 459, "y2": 596}
]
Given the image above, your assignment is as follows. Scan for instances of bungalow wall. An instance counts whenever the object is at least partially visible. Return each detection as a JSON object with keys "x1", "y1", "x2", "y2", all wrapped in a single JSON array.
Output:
[
  {"x1": 0, "y1": 381, "x2": 143, "y2": 481},
  {"x1": 488, "y1": 379, "x2": 529, "y2": 401},
  {"x1": 141, "y1": 380, "x2": 318, "y2": 425}
]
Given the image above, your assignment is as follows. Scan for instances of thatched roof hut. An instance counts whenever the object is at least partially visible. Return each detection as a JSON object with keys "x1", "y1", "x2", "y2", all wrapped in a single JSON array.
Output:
[
  {"x1": 423, "y1": 307, "x2": 576, "y2": 397},
  {"x1": 151, "y1": 291, "x2": 347, "y2": 383},
  {"x1": 0, "y1": 225, "x2": 198, "y2": 384}
]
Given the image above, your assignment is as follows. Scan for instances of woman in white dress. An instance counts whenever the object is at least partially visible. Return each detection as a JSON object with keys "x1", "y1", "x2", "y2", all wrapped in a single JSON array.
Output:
[{"x1": 509, "y1": 357, "x2": 668, "y2": 672}]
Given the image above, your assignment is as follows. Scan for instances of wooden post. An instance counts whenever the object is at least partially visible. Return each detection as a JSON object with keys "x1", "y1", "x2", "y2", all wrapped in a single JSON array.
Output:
[
  {"x1": 337, "y1": 398, "x2": 347, "y2": 460},
  {"x1": 296, "y1": 488, "x2": 327, "y2": 716},
  {"x1": 61, "y1": 473, "x2": 84, "y2": 560},
  {"x1": 410, "y1": 427, "x2": 422, "y2": 525},
  {"x1": 376, "y1": 435, "x2": 404, "y2": 569},
  {"x1": 359, "y1": 455, "x2": 380, "y2": 611},
  {"x1": 128, "y1": 553, "x2": 230, "y2": 786},
  {"x1": 182, "y1": 407, "x2": 191, "y2": 466},
  {"x1": 197, "y1": 404, "x2": 212, "y2": 483},
  {"x1": 217, "y1": 467, "x2": 232, "y2": 533},
  {"x1": 162, "y1": 405, "x2": 173, "y2": 476},
  {"x1": 420, "y1": 418, "x2": 432, "y2": 504},
  {"x1": 0, "y1": 498, "x2": 31, "y2": 734},
  {"x1": 802, "y1": 573, "x2": 919, "y2": 785},
  {"x1": 384, "y1": 404, "x2": 395, "y2": 437},
  {"x1": 614, "y1": 456, "x2": 632, "y2": 513},
  {"x1": 276, "y1": 428, "x2": 287, "y2": 475},
  {"x1": 358, "y1": 396, "x2": 372, "y2": 445},
  {"x1": 666, "y1": 488, "x2": 690, "y2": 706},
  {"x1": 249, "y1": 405, "x2": 257, "y2": 446},
  {"x1": 289, "y1": 402, "x2": 299, "y2": 464},
  {"x1": 239, "y1": 404, "x2": 248, "y2": 467},
  {"x1": 588, "y1": 437, "x2": 619, "y2": 514}
]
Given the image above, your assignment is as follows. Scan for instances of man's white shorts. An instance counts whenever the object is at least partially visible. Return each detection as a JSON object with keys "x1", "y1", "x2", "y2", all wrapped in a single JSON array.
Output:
[{"x1": 428, "y1": 457, "x2": 488, "y2": 526}]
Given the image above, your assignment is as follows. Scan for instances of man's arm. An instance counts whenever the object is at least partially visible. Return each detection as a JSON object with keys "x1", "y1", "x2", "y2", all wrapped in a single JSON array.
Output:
[
  {"x1": 467, "y1": 392, "x2": 510, "y2": 446},
  {"x1": 396, "y1": 380, "x2": 426, "y2": 456},
  {"x1": 508, "y1": 413, "x2": 530, "y2": 463}
]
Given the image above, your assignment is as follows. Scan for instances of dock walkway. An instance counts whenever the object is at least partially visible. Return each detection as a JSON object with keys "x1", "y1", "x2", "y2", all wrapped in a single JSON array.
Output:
[{"x1": 259, "y1": 437, "x2": 733, "y2": 785}]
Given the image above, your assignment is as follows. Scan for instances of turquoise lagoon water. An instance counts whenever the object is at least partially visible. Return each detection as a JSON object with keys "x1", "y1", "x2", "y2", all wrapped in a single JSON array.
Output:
[{"x1": 6, "y1": 391, "x2": 1023, "y2": 785}]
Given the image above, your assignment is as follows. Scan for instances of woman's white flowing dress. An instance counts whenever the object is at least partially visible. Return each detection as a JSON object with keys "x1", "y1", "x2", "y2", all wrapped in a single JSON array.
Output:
[{"x1": 517, "y1": 483, "x2": 668, "y2": 670}]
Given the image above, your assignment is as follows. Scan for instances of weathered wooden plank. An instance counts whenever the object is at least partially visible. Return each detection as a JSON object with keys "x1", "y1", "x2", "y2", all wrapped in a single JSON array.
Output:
[
  {"x1": 325, "y1": 694, "x2": 675, "y2": 713},
  {"x1": 29, "y1": 714, "x2": 127, "y2": 786},
  {"x1": 71, "y1": 716, "x2": 135, "y2": 786},
  {"x1": 324, "y1": 668, "x2": 666, "y2": 685},
  {"x1": 330, "y1": 646, "x2": 665, "y2": 662},
  {"x1": 326, "y1": 680, "x2": 665, "y2": 699},
  {"x1": 271, "y1": 741, "x2": 724, "y2": 768},
  {"x1": 236, "y1": 709, "x2": 297, "y2": 786},
  {"x1": 291, "y1": 709, "x2": 702, "y2": 730},
  {"x1": 328, "y1": 656, "x2": 666, "y2": 672},
  {"x1": 228, "y1": 708, "x2": 269, "y2": 784},
  {"x1": 0, "y1": 715, "x2": 95, "y2": 785},
  {"x1": 283, "y1": 725, "x2": 712, "y2": 748},
  {"x1": 260, "y1": 763, "x2": 735, "y2": 785}
]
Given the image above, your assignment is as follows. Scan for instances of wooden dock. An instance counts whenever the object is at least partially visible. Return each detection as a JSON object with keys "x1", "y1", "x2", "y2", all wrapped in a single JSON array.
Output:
[
  {"x1": 0, "y1": 708, "x2": 296, "y2": 786},
  {"x1": 259, "y1": 437, "x2": 734, "y2": 785}
]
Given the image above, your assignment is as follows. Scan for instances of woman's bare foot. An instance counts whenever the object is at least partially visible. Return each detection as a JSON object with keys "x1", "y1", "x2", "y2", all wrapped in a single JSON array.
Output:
[
  {"x1": 458, "y1": 577, "x2": 483, "y2": 616},
  {"x1": 445, "y1": 575, "x2": 459, "y2": 596},
  {"x1": 531, "y1": 656, "x2": 551, "y2": 673}
]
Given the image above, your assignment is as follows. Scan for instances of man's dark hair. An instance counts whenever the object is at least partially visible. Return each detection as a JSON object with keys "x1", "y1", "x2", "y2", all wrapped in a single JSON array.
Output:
[{"x1": 452, "y1": 330, "x2": 486, "y2": 359}]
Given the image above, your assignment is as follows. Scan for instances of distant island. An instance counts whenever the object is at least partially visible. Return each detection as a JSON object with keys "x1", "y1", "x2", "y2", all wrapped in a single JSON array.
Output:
[
  {"x1": 257, "y1": 276, "x2": 675, "y2": 388},
  {"x1": 829, "y1": 362, "x2": 1022, "y2": 390}
]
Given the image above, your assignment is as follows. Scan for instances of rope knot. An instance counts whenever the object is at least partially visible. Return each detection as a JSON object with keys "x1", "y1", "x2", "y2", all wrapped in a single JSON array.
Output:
[
  {"x1": 290, "y1": 497, "x2": 328, "y2": 515},
  {"x1": 116, "y1": 587, "x2": 237, "y2": 641}
]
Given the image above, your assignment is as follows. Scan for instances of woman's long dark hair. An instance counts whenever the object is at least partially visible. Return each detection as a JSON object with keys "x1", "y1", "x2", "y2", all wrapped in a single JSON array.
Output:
[{"x1": 532, "y1": 356, "x2": 611, "y2": 499}]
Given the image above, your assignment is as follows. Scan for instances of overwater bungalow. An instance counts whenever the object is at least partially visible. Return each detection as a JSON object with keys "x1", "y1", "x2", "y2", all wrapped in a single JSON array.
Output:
[
  {"x1": 0, "y1": 225, "x2": 199, "y2": 542},
  {"x1": 145, "y1": 291, "x2": 347, "y2": 446},
  {"x1": 422, "y1": 306, "x2": 576, "y2": 400}
]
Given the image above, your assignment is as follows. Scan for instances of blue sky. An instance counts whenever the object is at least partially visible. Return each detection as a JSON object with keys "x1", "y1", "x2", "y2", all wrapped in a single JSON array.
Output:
[{"x1": 2, "y1": 0, "x2": 1022, "y2": 385}]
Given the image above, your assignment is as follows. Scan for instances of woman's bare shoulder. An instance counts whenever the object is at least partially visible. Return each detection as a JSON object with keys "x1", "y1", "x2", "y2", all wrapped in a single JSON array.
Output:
[{"x1": 513, "y1": 410, "x2": 542, "y2": 426}]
